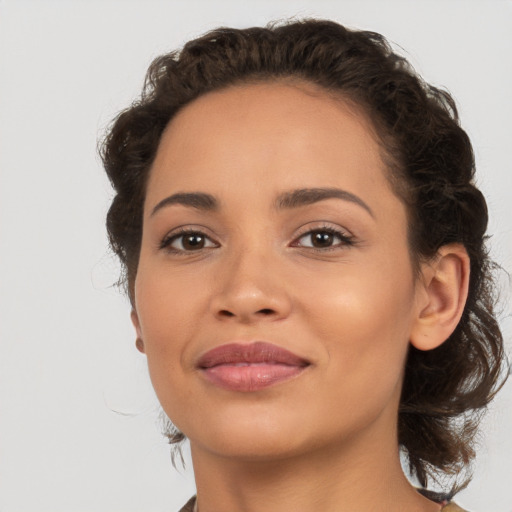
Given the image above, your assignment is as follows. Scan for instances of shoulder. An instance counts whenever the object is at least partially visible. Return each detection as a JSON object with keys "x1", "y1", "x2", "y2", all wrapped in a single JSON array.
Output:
[
  {"x1": 418, "y1": 489, "x2": 469, "y2": 512},
  {"x1": 178, "y1": 496, "x2": 196, "y2": 512},
  {"x1": 442, "y1": 503, "x2": 469, "y2": 512},
  {"x1": 176, "y1": 495, "x2": 470, "y2": 511}
]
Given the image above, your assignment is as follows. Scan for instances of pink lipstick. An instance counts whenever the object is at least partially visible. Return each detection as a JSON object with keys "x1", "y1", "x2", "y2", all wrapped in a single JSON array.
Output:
[{"x1": 197, "y1": 341, "x2": 309, "y2": 392}]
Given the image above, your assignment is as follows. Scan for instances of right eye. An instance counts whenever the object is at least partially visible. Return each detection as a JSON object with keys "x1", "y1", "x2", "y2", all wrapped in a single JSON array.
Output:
[{"x1": 160, "y1": 230, "x2": 218, "y2": 253}]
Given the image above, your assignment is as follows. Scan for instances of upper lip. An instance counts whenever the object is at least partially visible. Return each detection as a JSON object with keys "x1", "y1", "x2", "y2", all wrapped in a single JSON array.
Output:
[{"x1": 197, "y1": 341, "x2": 310, "y2": 369}]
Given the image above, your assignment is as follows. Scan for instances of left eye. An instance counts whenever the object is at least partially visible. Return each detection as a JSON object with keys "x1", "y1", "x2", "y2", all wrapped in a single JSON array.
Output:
[
  {"x1": 163, "y1": 231, "x2": 217, "y2": 252},
  {"x1": 294, "y1": 229, "x2": 352, "y2": 249}
]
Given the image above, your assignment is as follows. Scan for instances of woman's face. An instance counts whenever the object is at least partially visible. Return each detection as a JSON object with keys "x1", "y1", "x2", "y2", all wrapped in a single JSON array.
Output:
[{"x1": 132, "y1": 81, "x2": 425, "y2": 460}]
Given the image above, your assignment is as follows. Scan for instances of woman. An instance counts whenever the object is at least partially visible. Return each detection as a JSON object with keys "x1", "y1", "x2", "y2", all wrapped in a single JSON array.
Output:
[{"x1": 101, "y1": 19, "x2": 507, "y2": 512}]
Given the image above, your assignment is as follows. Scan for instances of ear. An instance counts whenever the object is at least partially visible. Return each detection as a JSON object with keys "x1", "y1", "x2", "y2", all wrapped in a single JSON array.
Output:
[
  {"x1": 130, "y1": 309, "x2": 145, "y2": 353},
  {"x1": 410, "y1": 244, "x2": 470, "y2": 351}
]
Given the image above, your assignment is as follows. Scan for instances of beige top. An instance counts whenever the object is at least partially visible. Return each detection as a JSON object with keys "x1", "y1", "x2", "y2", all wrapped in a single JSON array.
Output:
[
  {"x1": 443, "y1": 504, "x2": 467, "y2": 512},
  {"x1": 178, "y1": 496, "x2": 468, "y2": 511}
]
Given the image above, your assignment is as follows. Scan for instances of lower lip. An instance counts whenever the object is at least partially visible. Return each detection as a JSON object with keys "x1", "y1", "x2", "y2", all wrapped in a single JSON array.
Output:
[{"x1": 201, "y1": 363, "x2": 307, "y2": 392}]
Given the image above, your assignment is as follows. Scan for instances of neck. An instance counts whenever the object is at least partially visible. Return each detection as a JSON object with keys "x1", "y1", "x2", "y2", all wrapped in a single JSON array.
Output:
[{"x1": 189, "y1": 416, "x2": 441, "y2": 512}]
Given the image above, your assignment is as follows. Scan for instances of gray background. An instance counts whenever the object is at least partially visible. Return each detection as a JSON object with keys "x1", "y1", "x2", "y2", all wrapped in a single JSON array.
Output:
[{"x1": 0, "y1": 1, "x2": 511, "y2": 511}]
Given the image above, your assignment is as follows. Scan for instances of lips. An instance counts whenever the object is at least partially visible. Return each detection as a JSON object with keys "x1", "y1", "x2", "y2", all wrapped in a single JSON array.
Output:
[{"x1": 197, "y1": 341, "x2": 310, "y2": 392}]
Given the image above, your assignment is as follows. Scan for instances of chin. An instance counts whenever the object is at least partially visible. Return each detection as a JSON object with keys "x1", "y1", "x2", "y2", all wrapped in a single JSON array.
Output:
[
  {"x1": 180, "y1": 405, "x2": 362, "y2": 464},
  {"x1": 178, "y1": 404, "x2": 313, "y2": 460},
  {"x1": 192, "y1": 429, "x2": 311, "y2": 462}
]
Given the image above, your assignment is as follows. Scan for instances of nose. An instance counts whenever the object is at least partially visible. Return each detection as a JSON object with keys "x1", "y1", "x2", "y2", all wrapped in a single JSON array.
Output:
[{"x1": 210, "y1": 247, "x2": 292, "y2": 324}]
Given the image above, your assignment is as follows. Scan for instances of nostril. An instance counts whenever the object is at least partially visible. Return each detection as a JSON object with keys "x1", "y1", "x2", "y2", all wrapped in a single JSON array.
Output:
[
  {"x1": 219, "y1": 310, "x2": 235, "y2": 317},
  {"x1": 258, "y1": 308, "x2": 275, "y2": 315}
]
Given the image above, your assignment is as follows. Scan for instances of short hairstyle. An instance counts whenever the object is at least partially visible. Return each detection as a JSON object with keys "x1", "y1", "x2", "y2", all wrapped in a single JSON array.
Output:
[{"x1": 101, "y1": 18, "x2": 508, "y2": 494}]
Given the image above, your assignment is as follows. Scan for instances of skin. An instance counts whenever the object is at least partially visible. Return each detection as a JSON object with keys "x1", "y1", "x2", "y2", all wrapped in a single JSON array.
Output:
[{"x1": 131, "y1": 81, "x2": 469, "y2": 512}]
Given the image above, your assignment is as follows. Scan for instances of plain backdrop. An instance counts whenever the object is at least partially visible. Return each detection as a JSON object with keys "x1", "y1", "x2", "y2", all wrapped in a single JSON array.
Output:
[{"x1": 0, "y1": 1, "x2": 511, "y2": 511}]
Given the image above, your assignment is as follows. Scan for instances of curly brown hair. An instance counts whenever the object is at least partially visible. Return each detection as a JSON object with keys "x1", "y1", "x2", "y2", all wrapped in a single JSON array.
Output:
[{"x1": 100, "y1": 18, "x2": 508, "y2": 495}]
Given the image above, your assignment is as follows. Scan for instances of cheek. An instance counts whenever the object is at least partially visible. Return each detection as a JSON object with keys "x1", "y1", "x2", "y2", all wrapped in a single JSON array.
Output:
[
  {"x1": 134, "y1": 264, "x2": 211, "y2": 390},
  {"x1": 303, "y1": 257, "x2": 416, "y2": 381},
  {"x1": 296, "y1": 272, "x2": 415, "y2": 436},
  {"x1": 135, "y1": 258, "x2": 209, "y2": 338},
  {"x1": 134, "y1": 282, "x2": 201, "y2": 421}
]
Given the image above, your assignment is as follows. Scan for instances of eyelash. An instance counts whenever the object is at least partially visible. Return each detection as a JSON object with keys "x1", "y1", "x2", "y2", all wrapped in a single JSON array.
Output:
[
  {"x1": 159, "y1": 228, "x2": 218, "y2": 254},
  {"x1": 159, "y1": 225, "x2": 355, "y2": 255},
  {"x1": 291, "y1": 225, "x2": 356, "y2": 252}
]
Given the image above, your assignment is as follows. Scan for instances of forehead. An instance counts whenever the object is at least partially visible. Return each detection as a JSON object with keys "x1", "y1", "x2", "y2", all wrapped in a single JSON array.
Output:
[{"x1": 146, "y1": 81, "x2": 395, "y2": 212}]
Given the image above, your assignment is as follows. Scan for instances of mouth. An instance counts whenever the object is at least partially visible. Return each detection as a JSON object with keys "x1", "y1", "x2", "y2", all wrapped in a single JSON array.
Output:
[{"x1": 196, "y1": 341, "x2": 310, "y2": 392}]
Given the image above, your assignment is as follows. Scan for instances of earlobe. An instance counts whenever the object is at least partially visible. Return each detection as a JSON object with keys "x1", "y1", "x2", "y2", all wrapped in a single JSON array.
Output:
[
  {"x1": 130, "y1": 309, "x2": 145, "y2": 353},
  {"x1": 410, "y1": 244, "x2": 470, "y2": 351},
  {"x1": 135, "y1": 338, "x2": 145, "y2": 353}
]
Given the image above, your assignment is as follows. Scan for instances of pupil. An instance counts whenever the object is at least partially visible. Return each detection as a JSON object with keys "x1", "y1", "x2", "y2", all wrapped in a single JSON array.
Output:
[
  {"x1": 313, "y1": 232, "x2": 333, "y2": 247},
  {"x1": 184, "y1": 234, "x2": 204, "y2": 250}
]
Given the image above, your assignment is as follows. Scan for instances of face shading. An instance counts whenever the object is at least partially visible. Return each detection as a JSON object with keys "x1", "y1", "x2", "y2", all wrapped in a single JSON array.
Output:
[{"x1": 131, "y1": 81, "x2": 425, "y2": 461}]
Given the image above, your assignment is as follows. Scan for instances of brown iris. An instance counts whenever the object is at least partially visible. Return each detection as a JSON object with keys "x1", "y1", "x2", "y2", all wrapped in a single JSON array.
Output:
[
  {"x1": 182, "y1": 233, "x2": 205, "y2": 250},
  {"x1": 311, "y1": 231, "x2": 335, "y2": 248}
]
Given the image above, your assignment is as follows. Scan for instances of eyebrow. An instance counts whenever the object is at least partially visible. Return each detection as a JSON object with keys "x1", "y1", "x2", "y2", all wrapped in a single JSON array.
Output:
[
  {"x1": 150, "y1": 192, "x2": 218, "y2": 217},
  {"x1": 150, "y1": 187, "x2": 373, "y2": 218},
  {"x1": 275, "y1": 188, "x2": 374, "y2": 218}
]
